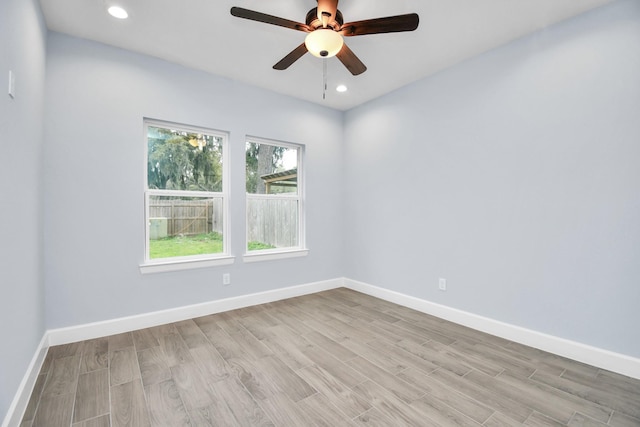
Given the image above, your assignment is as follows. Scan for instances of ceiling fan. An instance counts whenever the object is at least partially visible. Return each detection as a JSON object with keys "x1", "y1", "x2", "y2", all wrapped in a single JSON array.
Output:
[{"x1": 230, "y1": 0, "x2": 419, "y2": 76}]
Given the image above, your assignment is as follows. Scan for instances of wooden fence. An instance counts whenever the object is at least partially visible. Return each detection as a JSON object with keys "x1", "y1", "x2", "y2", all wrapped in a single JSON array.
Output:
[
  {"x1": 247, "y1": 197, "x2": 298, "y2": 248},
  {"x1": 149, "y1": 198, "x2": 223, "y2": 237},
  {"x1": 149, "y1": 197, "x2": 298, "y2": 248}
]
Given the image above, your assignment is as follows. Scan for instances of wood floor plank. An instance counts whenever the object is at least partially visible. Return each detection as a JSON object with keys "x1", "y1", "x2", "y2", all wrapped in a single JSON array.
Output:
[
  {"x1": 368, "y1": 318, "x2": 431, "y2": 346},
  {"x1": 158, "y1": 332, "x2": 194, "y2": 366},
  {"x1": 263, "y1": 302, "x2": 318, "y2": 335},
  {"x1": 302, "y1": 330, "x2": 357, "y2": 361},
  {"x1": 297, "y1": 364, "x2": 372, "y2": 419},
  {"x1": 228, "y1": 327, "x2": 274, "y2": 360},
  {"x1": 131, "y1": 328, "x2": 160, "y2": 351},
  {"x1": 464, "y1": 369, "x2": 575, "y2": 424},
  {"x1": 609, "y1": 411, "x2": 640, "y2": 427},
  {"x1": 110, "y1": 347, "x2": 140, "y2": 386},
  {"x1": 73, "y1": 369, "x2": 109, "y2": 423},
  {"x1": 261, "y1": 325, "x2": 314, "y2": 371},
  {"x1": 346, "y1": 356, "x2": 424, "y2": 403},
  {"x1": 366, "y1": 339, "x2": 439, "y2": 375},
  {"x1": 145, "y1": 379, "x2": 191, "y2": 427},
  {"x1": 396, "y1": 339, "x2": 473, "y2": 376},
  {"x1": 301, "y1": 345, "x2": 368, "y2": 389},
  {"x1": 421, "y1": 339, "x2": 504, "y2": 377},
  {"x1": 171, "y1": 362, "x2": 215, "y2": 410},
  {"x1": 296, "y1": 392, "x2": 359, "y2": 427},
  {"x1": 353, "y1": 407, "x2": 397, "y2": 427},
  {"x1": 42, "y1": 354, "x2": 81, "y2": 397},
  {"x1": 392, "y1": 319, "x2": 457, "y2": 346},
  {"x1": 107, "y1": 332, "x2": 134, "y2": 351},
  {"x1": 189, "y1": 343, "x2": 231, "y2": 383},
  {"x1": 208, "y1": 376, "x2": 274, "y2": 426},
  {"x1": 137, "y1": 346, "x2": 171, "y2": 387},
  {"x1": 524, "y1": 411, "x2": 566, "y2": 427},
  {"x1": 188, "y1": 405, "x2": 240, "y2": 427},
  {"x1": 32, "y1": 393, "x2": 75, "y2": 427},
  {"x1": 174, "y1": 319, "x2": 210, "y2": 349},
  {"x1": 568, "y1": 412, "x2": 609, "y2": 426},
  {"x1": 72, "y1": 414, "x2": 110, "y2": 427},
  {"x1": 257, "y1": 393, "x2": 312, "y2": 426},
  {"x1": 532, "y1": 370, "x2": 640, "y2": 419},
  {"x1": 450, "y1": 340, "x2": 536, "y2": 378},
  {"x1": 352, "y1": 379, "x2": 437, "y2": 426},
  {"x1": 483, "y1": 411, "x2": 523, "y2": 427},
  {"x1": 497, "y1": 370, "x2": 612, "y2": 423},
  {"x1": 80, "y1": 338, "x2": 108, "y2": 373},
  {"x1": 21, "y1": 373, "x2": 47, "y2": 423},
  {"x1": 110, "y1": 380, "x2": 151, "y2": 427},
  {"x1": 397, "y1": 368, "x2": 494, "y2": 424},
  {"x1": 410, "y1": 395, "x2": 483, "y2": 426},
  {"x1": 563, "y1": 366, "x2": 640, "y2": 402},
  {"x1": 254, "y1": 355, "x2": 316, "y2": 402},
  {"x1": 47, "y1": 342, "x2": 84, "y2": 360},
  {"x1": 430, "y1": 368, "x2": 533, "y2": 423}
]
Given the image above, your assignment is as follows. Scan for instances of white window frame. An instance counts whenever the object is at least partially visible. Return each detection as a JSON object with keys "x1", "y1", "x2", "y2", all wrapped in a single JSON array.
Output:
[
  {"x1": 243, "y1": 136, "x2": 308, "y2": 263},
  {"x1": 140, "y1": 119, "x2": 233, "y2": 274}
]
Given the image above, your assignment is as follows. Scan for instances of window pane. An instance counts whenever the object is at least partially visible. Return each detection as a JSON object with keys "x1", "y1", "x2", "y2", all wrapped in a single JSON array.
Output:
[
  {"x1": 247, "y1": 197, "x2": 299, "y2": 251},
  {"x1": 148, "y1": 195, "x2": 224, "y2": 259},
  {"x1": 246, "y1": 142, "x2": 298, "y2": 194},
  {"x1": 148, "y1": 126, "x2": 223, "y2": 192}
]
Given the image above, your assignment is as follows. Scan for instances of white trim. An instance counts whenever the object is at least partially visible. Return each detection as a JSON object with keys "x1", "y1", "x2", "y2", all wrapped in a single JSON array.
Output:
[
  {"x1": 2, "y1": 334, "x2": 49, "y2": 427},
  {"x1": 344, "y1": 278, "x2": 640, "y2": 380},
  {"x1": 243, "y1": 249, "x2": 309, "y2": 263},
  {"x1": 47, "y1": 278, "x2": 343, "y2": 346},
  {"x1": 139, "y1": 255, "x2": 235, "y2": 274}
]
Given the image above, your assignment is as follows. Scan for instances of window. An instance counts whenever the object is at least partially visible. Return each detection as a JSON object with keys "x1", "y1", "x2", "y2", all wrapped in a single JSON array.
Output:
[
  {"x1": 142, "y1": 120, "x2": 231, "y2": 272},
  {"x1": 245, "y1": 137, "x2": 306, "y2": 260}
]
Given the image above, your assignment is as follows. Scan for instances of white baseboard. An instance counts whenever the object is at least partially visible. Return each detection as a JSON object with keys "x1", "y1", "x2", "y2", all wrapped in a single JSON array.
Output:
[
  {"x1": 2, "y1": 334, "x2": 49, "y2": 427},
  {"x1": 48, "y1": 278, "x2": 344, "y2": 346},
  {"x1": 344, "y1": 278, "x2": 640, "y2": 380}
]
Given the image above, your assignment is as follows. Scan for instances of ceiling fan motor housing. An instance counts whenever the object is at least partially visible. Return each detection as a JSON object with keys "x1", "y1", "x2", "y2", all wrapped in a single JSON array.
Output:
[{"x1": 306, "y1": 7, "x2": 343, "y2": 30}]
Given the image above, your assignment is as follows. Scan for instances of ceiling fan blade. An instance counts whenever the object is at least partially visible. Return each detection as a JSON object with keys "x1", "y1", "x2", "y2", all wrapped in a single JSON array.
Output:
[
  {"x1": 336, "y1": 43, "x2": 367, "y2": 76},
  {"x1": 230, "y1": 7, "x2": 311, "y2": 32},
  {"x1": 340, "y1": 13, "x2": 419, "y2": 36},
  {"x1": 273, "y1": 43, "x2": 309, "y2": 70}
]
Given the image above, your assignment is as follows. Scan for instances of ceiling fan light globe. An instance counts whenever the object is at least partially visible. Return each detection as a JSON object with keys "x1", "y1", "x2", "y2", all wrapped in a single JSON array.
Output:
[{"x1": 305, "y1": 29, "x2": 343, "y2": 58}]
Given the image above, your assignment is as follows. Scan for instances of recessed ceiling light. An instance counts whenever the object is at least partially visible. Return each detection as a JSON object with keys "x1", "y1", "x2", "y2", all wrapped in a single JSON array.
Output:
[
  {"x1": 108, "y1": 6, "x2": 128, "y2": 19},
  {"x1": 336, "y1": 84, "x2": 348, "y2": 93}
]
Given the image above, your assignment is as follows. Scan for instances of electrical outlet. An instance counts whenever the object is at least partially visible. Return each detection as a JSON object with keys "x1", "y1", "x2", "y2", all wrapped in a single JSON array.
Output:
[
  {"x1": 438, "y1": 278, "x2": 447, "y2": 291},
  {"x1": 223, "y1": 273, "x2": 231, "y2": 286}
]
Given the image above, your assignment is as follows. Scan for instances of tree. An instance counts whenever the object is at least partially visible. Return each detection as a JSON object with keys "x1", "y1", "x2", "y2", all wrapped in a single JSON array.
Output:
[
  {"x1": 148, "y1": 127, "x2": 222, "y2": 192},
  {"x1": 245, "y1": 142, "x2": 285, "y2": 194}
]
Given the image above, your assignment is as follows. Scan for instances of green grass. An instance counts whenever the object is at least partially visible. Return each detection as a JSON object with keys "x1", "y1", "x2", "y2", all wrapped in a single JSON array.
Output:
[
  {"x1": 150, "y1": 232, "x2": 223, "y2": 259},
  {"x1": 149, "y1": 232, "x2": 275, "y2": 258},
  {"x1": 248, "y1": 241, "x2": 275, "y2": 251}
]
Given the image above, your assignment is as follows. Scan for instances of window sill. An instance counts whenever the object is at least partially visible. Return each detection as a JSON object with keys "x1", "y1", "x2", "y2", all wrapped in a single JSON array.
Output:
[
  {"x1": 243, "y1": 249, "x2": 309, "y2": 263},
  {"x1": 139, "y1": 256, "x2": 235, "y2": 274}
]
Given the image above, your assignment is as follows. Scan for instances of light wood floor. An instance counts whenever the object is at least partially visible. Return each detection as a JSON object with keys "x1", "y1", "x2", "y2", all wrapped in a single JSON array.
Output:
[{"x1": 20, "y1": 288, "x2": 640, "y2": 426}]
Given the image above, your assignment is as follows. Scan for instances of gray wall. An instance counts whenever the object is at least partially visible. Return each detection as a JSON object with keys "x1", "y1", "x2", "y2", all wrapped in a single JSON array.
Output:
[
  {"x1": 0, "y1": 0, "x2": 47, "y2": 420},
  {"x1": 43, "y1": 33, "x2": 345, "y2": 329},
  {"x1": 344, "y1": 0, "x2": 640, "y2": 358}
]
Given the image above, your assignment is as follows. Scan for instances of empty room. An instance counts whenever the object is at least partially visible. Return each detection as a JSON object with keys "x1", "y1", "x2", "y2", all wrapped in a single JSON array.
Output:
[{"x1": 1, "y1": 0, "x2": 639, "y2": 425}]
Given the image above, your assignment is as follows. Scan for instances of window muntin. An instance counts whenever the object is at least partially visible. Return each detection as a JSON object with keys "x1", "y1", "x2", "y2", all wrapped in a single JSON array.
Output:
[
  {"x1": 245, "y1": 138, "x2": 304, "y2": 253},
  {"x1": 144, "y1": 120, "x2": 228, "y2": 263}
]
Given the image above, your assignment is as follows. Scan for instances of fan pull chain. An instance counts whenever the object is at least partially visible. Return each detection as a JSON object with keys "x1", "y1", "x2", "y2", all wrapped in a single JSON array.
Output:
[{"x1": 323, "y1": 58, "x2": 327, "y2": 100}]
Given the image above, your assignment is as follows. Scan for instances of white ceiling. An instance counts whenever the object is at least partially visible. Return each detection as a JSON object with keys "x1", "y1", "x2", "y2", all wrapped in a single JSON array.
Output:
[{"x1": 40, "y1": 0, "x2": 614, "y2": 111}]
